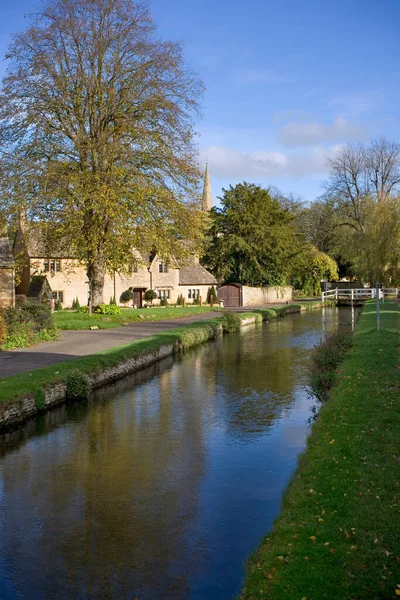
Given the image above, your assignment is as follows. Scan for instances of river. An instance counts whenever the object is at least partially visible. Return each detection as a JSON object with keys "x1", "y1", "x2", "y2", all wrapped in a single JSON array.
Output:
[{"x1": 0, "y1": 306, "x2": 356, "y2": 600}]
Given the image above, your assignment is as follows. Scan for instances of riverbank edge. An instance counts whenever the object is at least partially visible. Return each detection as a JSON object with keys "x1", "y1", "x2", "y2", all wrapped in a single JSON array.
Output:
[
  {"x1": 240, "y1": 300, "x2": 400, "y2": 600},
  {"x1": 0, "y1": 301, "x2": 330, "y2": 431}
]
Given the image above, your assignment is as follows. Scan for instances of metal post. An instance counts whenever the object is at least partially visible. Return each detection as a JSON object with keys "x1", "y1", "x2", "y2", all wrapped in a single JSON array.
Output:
[{"x1": 376, "y1": 281, "x2": 380, "y2": 330}]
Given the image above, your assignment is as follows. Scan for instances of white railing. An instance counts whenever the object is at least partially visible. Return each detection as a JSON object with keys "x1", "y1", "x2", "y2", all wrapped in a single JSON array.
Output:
[{"x1": 322, "y1": 287, "x2": 398, "y2": 302}]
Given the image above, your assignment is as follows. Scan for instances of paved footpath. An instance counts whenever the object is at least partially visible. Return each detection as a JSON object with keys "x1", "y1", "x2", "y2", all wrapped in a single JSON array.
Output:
[{"x1": 0, "y1": 312, "x2": 223, "y2": 378}]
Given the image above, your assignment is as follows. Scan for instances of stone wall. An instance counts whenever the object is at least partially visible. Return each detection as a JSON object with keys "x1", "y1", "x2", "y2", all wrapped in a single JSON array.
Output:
[
  {"x1": 241, "y1": 285, "x2": 292, "y2": 306},
  {"x1": 0, "y1": 268, "x2": 14, "y2": 307}
]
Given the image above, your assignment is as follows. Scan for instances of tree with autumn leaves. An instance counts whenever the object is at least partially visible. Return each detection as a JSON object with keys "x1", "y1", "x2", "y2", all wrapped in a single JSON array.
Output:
[{"x1": 0, "y1": 0, "x2": 204, "y2": 305}]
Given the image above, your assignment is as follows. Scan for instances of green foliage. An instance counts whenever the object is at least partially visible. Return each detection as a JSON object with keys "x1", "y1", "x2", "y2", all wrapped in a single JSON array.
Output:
[
  {"x1": 175, "y1": 323, "x2": 218, "y2": 350},
  {"x1": 35, "y1": 388, "x2": 45, "y2": 410},
  {"x1": 0, "y1": 314, "x2": 6, "y2": 346},
  {"x1": 77, "y1": 305, "x2": 89, "y2": 313},
  {"x1": 160, "y1": 297, "x2": 169, "y2": 306},
  {"x1": 0, "y1": 0, "x2": 205, "y2": 306},
  {"x1": 176, "y1": 293, "x2": 184, "y2": 306},
  {"x1": 120, "y1": 288, "x2": 134, "y2": 304},
  {"x1": 66, "y1": 370, "x2": 91, "y2": 401},
  {"x1": 144, "y1": 289, "x2": 157, "y2": 305},
  {"x1": 221, "y1": 311, "x2": 241, "y2": 332},
  {"x1": 20, "y1": 303, "x2": 53, "y2": 331},
  {"x1": 54, "y1": 299, "x2": 63, "y2": 311},
  {"x1": 206, "y1": 285, "x2": 217, "y2": 304},
  {"x1": 109, "y1": 296, "x2": 116, "y2": 305},
  {"x1": 0, "y1": 303, "x2": 56, "y2": 349},
  {"x1": 71, "y1": 297, "x2": 76, "y2": 310},
  {"x1": 292, "y1": 244, "x2": 338, "y2": 296},
  {"x1": 75, "y1": 297, "x2": 80, "y2": 310},
  {"x1": 94, "y1": 304, "x2": 121, "y2": 315},
  {"x1": 309, "y1": 331, "x2": 353, "y2": 403},
  {"x1": 192, "y1": 296, "x2": 200, "y2": 305},
  {"x1": 202, "y1": 183, "x2": 301, "y2": 286}
]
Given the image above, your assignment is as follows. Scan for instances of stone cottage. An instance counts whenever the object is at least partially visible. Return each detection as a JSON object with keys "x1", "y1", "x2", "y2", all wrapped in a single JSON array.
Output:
[
  {"x1": 12, "y1": 165, "x2": 217, "y2": 307},
  {"x1": 0, "y1": 236, "x2": 15, "y2": 308}
]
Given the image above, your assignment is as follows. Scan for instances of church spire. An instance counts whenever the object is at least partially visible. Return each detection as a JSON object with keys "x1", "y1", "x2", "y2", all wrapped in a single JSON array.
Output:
[{"x1": 202, "y1": 163, "x2": 213, "y2": 211}]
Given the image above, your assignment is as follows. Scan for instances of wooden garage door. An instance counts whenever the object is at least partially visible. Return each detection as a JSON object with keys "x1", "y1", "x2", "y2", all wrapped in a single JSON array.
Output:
[{"x1": 217, "y1": 284, "x2": 242, "y2": 307}]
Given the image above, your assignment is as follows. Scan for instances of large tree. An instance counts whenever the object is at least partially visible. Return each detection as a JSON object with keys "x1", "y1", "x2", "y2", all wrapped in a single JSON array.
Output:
[
  {"x1": 202, "y1": 183, "x2": 302, "y2": 286},
  {"x1": 0, "y1": 0, "x2": 204, "y2": 304},
  {"x1": 320, "y1": 138, "x2": 400, "y2": 284}
]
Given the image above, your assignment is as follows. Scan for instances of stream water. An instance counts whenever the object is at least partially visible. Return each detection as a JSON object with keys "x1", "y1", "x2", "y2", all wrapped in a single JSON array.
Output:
[{"x1": 0, "y1": 306, "x2": 356, "y2": 599}]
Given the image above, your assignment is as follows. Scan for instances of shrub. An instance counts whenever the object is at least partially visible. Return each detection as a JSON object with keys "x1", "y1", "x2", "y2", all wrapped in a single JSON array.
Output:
[
  {"x1": 192, "y1": 296, "x2": 200, "y2": 305},
  {"x1": 94, "y1": 303, "x2": 121, "y2": 315},
  {"x1": 1, "y1": 322, "x2": 32, "y2": 349},
  {"x1": 20, "y1": 303, "x2": 53, "y2": 331},
  {"x1": 309, "y1": 331, "x2": 353, "y2": 403},
  {"x1": 54, "y1": 299, "x2": 63, "y2": 311},
  {"x1": 0, "y1": 314, "x2": 6, "y2": 346},
  {"x1": 35, "y1": 388, "x2": 45, "y2": 410},
  {"x1": 144, "y1": 289, "x2": 157, "y2": 305},
  {"x1": 160, "y1": 297, "x2": 169, "y2": 306},
  {"x1": 75, "y1": 297, "x2": 81, "y2": 310},
  {"x1": 176, "y1": 323, "x2": 218, "y2": 350},
  {"x1": 77, "y1": 305, "x2": 89, "y2": 313},
  {"x1": 206, "y1": 285, "x2": 218, "y2": 304},
  {"x1": 176, "y1": 293, "x2": 184, "y2": 306},
  {"x1": 109, "y1": 296, "x2": 116, "y2": 305},
  {"x1": 66, "y1": 370, "x2": 91, "y2": 401},
  {"x1": 221, "y1": 311, "x2": 241, "y2": 333},
  {"x1": 71, "y1": 297, "x2": 76, "y2": 310},
  {"x1": 120, "y1": 288, "x2": 134, "y2": 304}
]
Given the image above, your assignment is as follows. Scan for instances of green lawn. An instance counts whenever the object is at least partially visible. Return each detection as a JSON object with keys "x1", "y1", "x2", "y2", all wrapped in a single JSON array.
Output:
[
  {"x1": 241, "y1": 300, "x2": 400, "y2": 600},
  {"x1": 53, "y1": 305, "x2": 221, "y2": 329}
]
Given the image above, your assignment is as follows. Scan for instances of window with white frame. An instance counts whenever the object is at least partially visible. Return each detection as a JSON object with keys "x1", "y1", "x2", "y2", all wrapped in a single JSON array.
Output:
[
  {"x1": 157, "y1": 289, "x2": 170, "y2": 299},
  {"x1": 158, "y1": 261, "x2": 168, "y2": 273}
]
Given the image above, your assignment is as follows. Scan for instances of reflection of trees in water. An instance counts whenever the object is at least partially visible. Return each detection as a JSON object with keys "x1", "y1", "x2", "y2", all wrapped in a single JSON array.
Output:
[
  {"x1": 0, "y1": 358, "x2": 212, "y2": 599},
  {"x1": 197, "y1": 317, "x2": 318, "y2": 437}
]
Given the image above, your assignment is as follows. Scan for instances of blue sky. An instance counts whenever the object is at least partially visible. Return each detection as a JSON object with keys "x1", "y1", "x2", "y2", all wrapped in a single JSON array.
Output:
[{"x1": 1, "y1": 0, "x2": 399, "y2": 205}]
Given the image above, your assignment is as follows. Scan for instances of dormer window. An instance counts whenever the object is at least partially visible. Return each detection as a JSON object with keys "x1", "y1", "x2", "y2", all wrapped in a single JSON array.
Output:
[{"x1": 158, "y1": 261, "x2": 168, "y2": 273}]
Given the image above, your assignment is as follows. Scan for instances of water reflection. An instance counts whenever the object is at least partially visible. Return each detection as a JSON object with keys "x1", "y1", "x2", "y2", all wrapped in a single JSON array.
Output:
[{"x1": 0, "y1": 308, "x2": 355, "y2": 600}]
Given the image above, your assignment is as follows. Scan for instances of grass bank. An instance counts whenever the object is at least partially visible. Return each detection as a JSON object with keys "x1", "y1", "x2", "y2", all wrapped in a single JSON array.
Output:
[
  {"x1": 241, "y1": 300, "x2": 400, "y2": 600},
  {"x1": 53, "y1": 305, "x2": 221, "y2": 329}
]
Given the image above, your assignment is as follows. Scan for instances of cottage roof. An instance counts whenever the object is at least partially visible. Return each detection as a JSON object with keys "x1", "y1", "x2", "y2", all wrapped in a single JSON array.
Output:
[
  {"x1": 179, "y1": 264, "x2": 217, "y2": 285},
  {"x1": 0, "y1": 237, "x2": 14, "y2": 268}
]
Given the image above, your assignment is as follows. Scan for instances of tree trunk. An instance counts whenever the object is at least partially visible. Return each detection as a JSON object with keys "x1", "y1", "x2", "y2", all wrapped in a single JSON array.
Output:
[{"x1": 87, "y1": 256, "x2": 106, "y2": 307}]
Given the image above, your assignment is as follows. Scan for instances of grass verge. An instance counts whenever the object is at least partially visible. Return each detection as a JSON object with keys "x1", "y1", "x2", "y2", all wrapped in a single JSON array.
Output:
[
  {"x1": 53, "y1": 306, "x2": 221, "y2": 329},
  {"x1": 240, "y1": 300, "x2": 400, "y2": 600}
]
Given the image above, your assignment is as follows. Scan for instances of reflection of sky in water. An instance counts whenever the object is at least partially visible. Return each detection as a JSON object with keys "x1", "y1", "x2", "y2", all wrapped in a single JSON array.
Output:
[{"x1": 0, "y1": 307, "x2": 356, "y2": 600}]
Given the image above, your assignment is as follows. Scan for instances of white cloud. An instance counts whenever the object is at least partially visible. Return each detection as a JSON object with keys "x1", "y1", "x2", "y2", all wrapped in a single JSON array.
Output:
[
  {"x1": 199, "y1": 144, "x2": 342, "y2": 180},
  {"x1": 234, "y1": 69, "x2": 292, "y2": 84},
  {"x1": 278, "y1": 117, "x2": 365, "y2": 147},
  {"x1": 328, "y1": 93, "x2": 376, "y2": 117}
]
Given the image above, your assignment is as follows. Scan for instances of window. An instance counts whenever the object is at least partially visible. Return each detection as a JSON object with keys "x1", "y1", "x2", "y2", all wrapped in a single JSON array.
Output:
[
  {"x1": 188, "y1": 289, "x2": 191, "y2": 299},
  {"x1": 158, "y1": 261, "x2": 168, "y2": 273},
  {"x1": 158, "y1": 289, "x2": 170, "y2": 299},
  {"x1": 128, "y1": 262, "x2": 138, "y2": 275},
  {"x1": 52, "y1": 291, "x2": 64, "y2": 303},
  {"x1": 44, "y1": 259, "x2": 61, "y2": 273}
]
